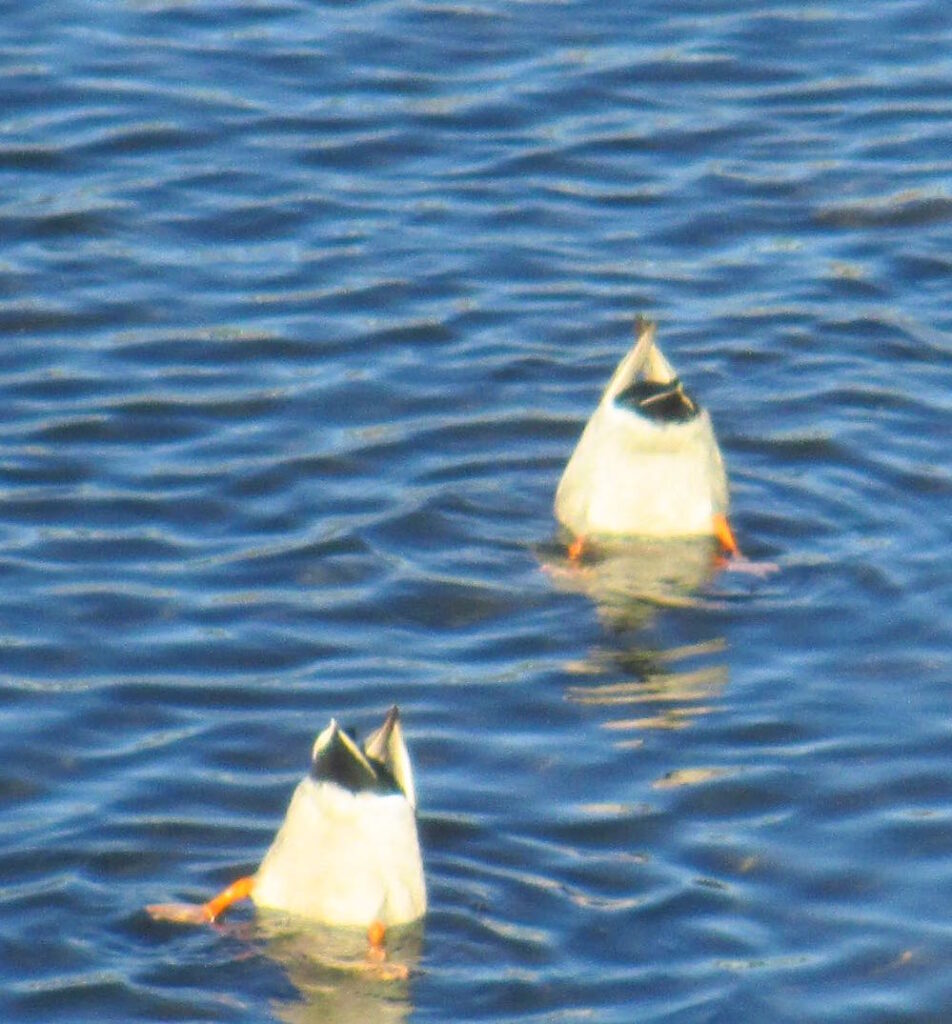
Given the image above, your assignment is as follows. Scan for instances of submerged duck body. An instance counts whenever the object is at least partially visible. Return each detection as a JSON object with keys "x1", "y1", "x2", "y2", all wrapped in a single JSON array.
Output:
[{"x1": 555, "y1": 320, "x2": 730, "y2": 542}]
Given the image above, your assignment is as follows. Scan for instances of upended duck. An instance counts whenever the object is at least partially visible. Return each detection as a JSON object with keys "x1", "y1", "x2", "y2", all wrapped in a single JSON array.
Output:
[
  {"x1": 147, "y1": 707, "x2": 426, "y2": 946},
  {"x1": 555, "y1": 319, "x2": 740, "y2": 558}
]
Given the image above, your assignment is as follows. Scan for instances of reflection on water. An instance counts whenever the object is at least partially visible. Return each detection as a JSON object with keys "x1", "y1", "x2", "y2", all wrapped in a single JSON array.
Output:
[
  {"x1": 257, "y1": 916, "x2": 422, "y2": 1024},
  {"x1": 539, "y1": 536, "x2": 720, "y2": 631},
  {"x1": 541, "y1": 537, "x2": 729, "y2": 740},
  {"x1": 651, "y1": 765, "x2": 735, "y2": 790},
  {"x1": 566, "y1": 638, "x2": 729, "y2": 741}
]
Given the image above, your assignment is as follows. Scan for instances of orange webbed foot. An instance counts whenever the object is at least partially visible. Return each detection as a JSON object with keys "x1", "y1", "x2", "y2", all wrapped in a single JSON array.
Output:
[
  {"x1": 146, "y1": 901, "x2": 216, "y2": 925},
  {"x1": 364, "y1": 920, "x2": 410, "y2": 980},
  {"x1": 712, "y1": 514, "x2": 779, "y2": 577},
  {"x1": 712, "y1": 514, "x2": 740, "y2": 558},
  {"x1": 368, "y1": 919, "x2": 386, "y2": 948},
  {"x1": 147, "y1": 875, "x2": 255, "y2": 926}
]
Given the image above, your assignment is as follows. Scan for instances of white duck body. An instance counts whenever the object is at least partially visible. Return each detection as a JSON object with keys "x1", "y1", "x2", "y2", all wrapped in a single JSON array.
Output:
[
  {"x1": 555, "y1": 321, "x2": 728, "y2": 540},
  {"x1": 252, "y1": 708, "x2": 426, "y2": 928}
]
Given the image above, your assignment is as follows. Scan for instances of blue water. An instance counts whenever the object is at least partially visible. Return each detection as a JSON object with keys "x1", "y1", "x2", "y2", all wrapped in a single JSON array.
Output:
[{"x1": 1, "y1": 0, "x2": 951, "y2": 1020}]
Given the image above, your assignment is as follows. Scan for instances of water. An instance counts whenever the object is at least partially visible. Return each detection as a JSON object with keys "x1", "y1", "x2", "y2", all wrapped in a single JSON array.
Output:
[{"x1": 1, "y1": 0, "x2": 951, "y2": 1020}]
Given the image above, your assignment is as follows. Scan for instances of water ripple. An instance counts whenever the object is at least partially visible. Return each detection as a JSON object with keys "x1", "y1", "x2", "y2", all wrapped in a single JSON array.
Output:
[{"x1": 1, "y1": 0, "x2": 952, "y2": 1021}]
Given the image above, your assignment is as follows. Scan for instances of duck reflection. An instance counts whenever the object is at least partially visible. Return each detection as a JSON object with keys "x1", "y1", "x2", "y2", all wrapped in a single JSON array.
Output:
[
  {"x1": 258, "y1": 915, "x2": 423, "y2": 1024},
  {"x1": 540, "y1": 537, "x2": 729, "y2": 738},
  {"x1": 565, "y1": 638, "x2": 728, "y2": 740},
  {"x1": 540, "y1": 534, "x2": 721, "y2": 632}
]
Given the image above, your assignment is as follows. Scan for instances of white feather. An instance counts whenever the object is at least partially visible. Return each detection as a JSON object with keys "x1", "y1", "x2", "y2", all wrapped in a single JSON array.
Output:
[
  {"x1": 555, "y1": 321, "x2": 728, "y2": 539},
  {"x1": 253, "y1": 776, "x2": 426, "y2": 927}
]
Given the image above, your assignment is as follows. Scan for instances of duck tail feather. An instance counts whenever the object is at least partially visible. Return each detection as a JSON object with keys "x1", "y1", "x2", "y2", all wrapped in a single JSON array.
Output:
[{"x1": 601, "y1": 319, "x2": 676, "y2": 403}]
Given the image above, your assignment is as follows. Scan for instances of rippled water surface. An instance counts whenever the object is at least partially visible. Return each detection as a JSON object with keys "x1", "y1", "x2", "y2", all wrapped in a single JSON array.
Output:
[{"x1": 2, "y1": 0, "x2": 952, "y2": 1020}]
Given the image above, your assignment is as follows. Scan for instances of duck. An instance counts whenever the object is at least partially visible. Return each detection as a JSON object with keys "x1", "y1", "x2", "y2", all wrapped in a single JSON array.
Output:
[
  {"x1": 554, "y1": 318, "x2": 739, "y2": 558},
  {"x1": 147, "y1": 706, "x2": 426, "y2": 946}
]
